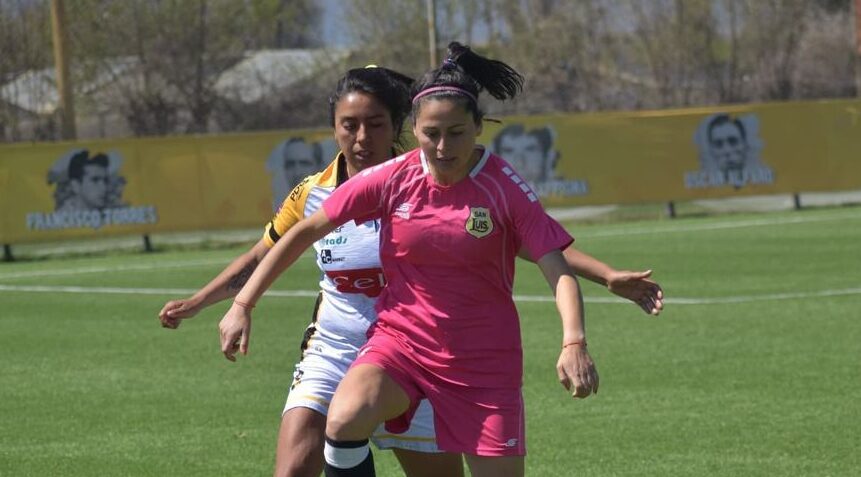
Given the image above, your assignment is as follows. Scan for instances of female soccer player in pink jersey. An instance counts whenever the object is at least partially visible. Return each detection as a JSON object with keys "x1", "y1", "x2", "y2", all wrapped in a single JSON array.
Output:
[
  {"x1": 158, "y1": 66, "x2": 464, "y2": 477},
  {"x1": 219, "y1": 43, "x2": 614, "y2": 477}
]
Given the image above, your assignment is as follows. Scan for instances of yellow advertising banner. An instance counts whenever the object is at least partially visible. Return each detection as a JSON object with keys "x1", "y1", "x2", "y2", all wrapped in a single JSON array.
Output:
[
  {"x1": 2, "y1": 98, "x2": 860, "y2": 244},
  {"x1": 0, "y1": 129, "x2": 340, "y2": 244},
  {"x1": 479, "y1": 98, "x2": 861, "y2": 207}
]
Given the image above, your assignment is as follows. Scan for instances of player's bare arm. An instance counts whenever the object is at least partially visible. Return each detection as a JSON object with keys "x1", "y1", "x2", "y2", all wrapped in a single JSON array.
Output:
[
  {"x1": 535, "y1": 250, "x2": 599, "y2": 399},
  {"x1": 519, "y1": 245, "x2": 664, "y2": 315},
  {"x1": 561, "y1": 247, "x2": 664, "y2": 316},
  {"x1": 219, "y1": 209, "x2": 337, "y2": 360},
  {"x1": 158, "y1": 239, "x2": 270, "y2": 329}
]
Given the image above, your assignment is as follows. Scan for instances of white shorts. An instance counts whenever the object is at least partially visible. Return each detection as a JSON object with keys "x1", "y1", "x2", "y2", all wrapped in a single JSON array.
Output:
[{"x1": 284, "y1": 334, "x2": 442, "y2": 453}]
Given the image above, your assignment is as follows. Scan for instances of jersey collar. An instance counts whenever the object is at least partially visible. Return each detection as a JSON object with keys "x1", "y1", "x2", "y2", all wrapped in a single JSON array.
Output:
[
  {"x1": 419, "y1": 146, "x2": 490, "y2": 178},
  {"x1": 335, "y1": 152, "x2": 349, "y2": 187}
]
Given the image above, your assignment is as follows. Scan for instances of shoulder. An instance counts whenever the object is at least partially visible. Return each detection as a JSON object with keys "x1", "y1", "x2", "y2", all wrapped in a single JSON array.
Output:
[
  {"x1": 475, "y1": 151, "x2": 540, "y2": 204},
  {"x1": 357, "y1": 149, "x2": 421, "y2": 180},
  {"x1": 278, "y1": 167, "x2": 328, "y2": 214}
]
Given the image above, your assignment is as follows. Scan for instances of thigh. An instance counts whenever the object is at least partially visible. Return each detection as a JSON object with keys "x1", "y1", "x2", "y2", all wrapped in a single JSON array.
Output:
[
  {"x1": 326, "y1": 363, "x2": 411, "y2": 440},
  {"x1": 274, "y1": 407, "x2": 326, "y2": 477},
  {"x1": 393, "y1": 448, "x2": 464, "y2": 477},
  {"x1": 464, "y1": 455, "x2": 524, "y2": 477}
]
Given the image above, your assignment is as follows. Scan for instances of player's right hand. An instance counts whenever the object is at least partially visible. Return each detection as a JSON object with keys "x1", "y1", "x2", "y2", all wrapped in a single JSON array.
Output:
[
  {"x1": 557, "y1": 343, "x2": 599, "y2": 399},
  {"x1": 219, "y1": 303, "x2": 252, "y2": 362},
  {"x1": 158, "y1": 298, "x2": 202, "y2": 329}
]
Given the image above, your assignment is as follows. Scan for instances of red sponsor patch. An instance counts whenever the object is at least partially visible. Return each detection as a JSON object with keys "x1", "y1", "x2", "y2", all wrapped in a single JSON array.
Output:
[{"x1": 325, "y1": 267, "x2": 386, "y2": 297}]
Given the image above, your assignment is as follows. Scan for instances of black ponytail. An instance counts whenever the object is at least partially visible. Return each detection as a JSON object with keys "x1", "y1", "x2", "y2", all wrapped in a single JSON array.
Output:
[
  {"x1": 446, "y1": 42, "x2": 522, "y2": 100},
  {"x1": 412, "y1": 42, "x2": 524, "y2": 123},
  {"x1": 329, "y1": 66, "x2": 414, "y2": 141}
]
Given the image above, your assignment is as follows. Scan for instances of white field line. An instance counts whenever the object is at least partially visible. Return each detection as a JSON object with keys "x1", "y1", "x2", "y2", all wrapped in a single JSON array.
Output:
[
  {"x1": 1, "y1": 284, "x2": 859, "y2": 305},
  {"x1": 515, "y1": 287, "x2": 861, "y2": 304},
  {"x1": 576, "y1": 210, "x2": 861, "y2": 239},
  {"x1": 0, "y1": 254, "x2": 321, "y2": 282},
  {"x1": 0, "y1": 258, "x2": 231, "y2": 281},
  {"x1": 0, "y1": 210, "x2": 857, "y2": 283},
  {"x1": 0, "y1": 284, "x2": 318, "y2": 298},
  {"x1": 2, "y1": 209, "x2": 858, "y2": 283}
]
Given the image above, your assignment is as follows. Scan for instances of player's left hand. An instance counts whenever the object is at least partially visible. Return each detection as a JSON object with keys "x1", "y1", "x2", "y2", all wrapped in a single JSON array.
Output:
[
  {"x1": 219, "y1": 303, "x2": 252, "y2": 362},
  {"x1": 557, "y1": 343, "x2": 599, "y2": 399},
  {"x1": 607, "y1": 269, "x2": 664, "y2": 315}
]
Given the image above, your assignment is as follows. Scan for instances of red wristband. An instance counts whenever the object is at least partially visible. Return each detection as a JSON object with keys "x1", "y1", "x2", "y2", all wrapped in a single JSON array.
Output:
[
  {"x1": 234, "y1": 299, "x2": 255, "y2": 310},
  {"x1": 562, "y1": 340, "x2": 586, "y2": 349}
]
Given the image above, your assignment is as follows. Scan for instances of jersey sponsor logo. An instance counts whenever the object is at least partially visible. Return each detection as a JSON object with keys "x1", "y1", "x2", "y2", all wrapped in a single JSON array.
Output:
[
  {"x1": 325, "y1": 267, "x2": 386, "y2": 297},
  {"x1": 394, "y1": 202, "x2": 412, "y2": 219},
  {"x1": 319, "y1": 249, "x2": 345, "y2": 264},
  {"x1": 319, "y1": 235, "x2": 348, "y2": 246},
  {"x1": 465, "y1": 207, "x2": 494, "y2": 238},
  {"x1": 288, "y1": 176, "x2": 312, "y2": 202}
]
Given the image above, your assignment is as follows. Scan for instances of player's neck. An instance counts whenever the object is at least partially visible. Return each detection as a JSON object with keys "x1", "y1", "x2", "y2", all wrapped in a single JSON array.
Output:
[{"x1": 428, "y1": 148, "x2": 481, "y2": 186}]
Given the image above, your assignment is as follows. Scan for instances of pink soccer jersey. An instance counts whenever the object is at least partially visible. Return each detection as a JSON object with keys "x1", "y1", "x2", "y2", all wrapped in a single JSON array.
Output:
[{"x1": 323, "y1": 147, "x2": 573, "y2": 388}]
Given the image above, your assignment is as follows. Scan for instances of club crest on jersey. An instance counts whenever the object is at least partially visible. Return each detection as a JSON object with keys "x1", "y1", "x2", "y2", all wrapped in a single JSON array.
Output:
[{"x1": 465, "y1": 207, "x2": 493, "y2": 238}]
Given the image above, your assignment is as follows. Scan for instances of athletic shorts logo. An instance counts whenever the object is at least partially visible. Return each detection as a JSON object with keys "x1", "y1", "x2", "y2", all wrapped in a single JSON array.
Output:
[
  {"x1": 505, "y1": 438, "x2": 518, "y2": 448},
  {"x1": 465, "y1": 207, "x2": 493, "y2": 238},
  {"x1": 290, "y1": 368, "x2": 304, "y2": 390}
]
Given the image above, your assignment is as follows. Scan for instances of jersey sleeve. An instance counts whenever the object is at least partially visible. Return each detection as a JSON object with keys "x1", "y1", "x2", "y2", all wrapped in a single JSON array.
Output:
[
  {"x1": 262, "y1": 175, "x2": 313, "y2": 248},
  {"x1": 322, "y1": 160, "x2": 393, "y2": 226},
  {"x1": 510, "y1": 185, "x2": 573, "y2": 261}
]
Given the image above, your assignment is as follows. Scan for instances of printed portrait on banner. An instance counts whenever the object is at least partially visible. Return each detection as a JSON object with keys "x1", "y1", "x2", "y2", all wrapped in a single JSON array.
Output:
[
  {"x1": 25, "y1": 149, "x2": 158, "y2": 231},
  {"x1": 266, "y1": 137, "x2": 338, "y2": 211},
  {"x1": 489, "y1": 124, "x2": 589, "y2": 198},
  {"x1": 685, "y1": 113, "x2": 774, "y2": 189}
]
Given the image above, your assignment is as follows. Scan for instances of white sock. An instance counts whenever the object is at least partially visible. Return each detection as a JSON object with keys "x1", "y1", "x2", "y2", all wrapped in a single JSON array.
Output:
[{"x1": 324, "y1": 438, "x2": 371, "y2": 469}]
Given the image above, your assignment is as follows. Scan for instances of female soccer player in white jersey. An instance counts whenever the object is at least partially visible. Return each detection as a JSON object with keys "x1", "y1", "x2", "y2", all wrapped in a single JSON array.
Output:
[
  {"x1": 218, "y1": 43, "x2": 660, "y2": 477},
  {"x1": 158, "y1": 66, "x2": 464, "y2": 477}
]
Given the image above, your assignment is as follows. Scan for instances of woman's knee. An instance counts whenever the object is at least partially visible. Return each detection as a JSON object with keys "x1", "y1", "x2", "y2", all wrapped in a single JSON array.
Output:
[
  {"x1": 325, "y1": 399, "x2": 375, "y2": 440},
  {"x1": 326, "y1": 364, "x2": 410, "y2": 440}
]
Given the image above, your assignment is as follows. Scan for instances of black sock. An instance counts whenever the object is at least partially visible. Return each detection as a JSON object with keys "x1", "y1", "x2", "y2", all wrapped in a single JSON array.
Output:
[{"x1": 323, "y1": 437, "x2": 375, "y2": 477}]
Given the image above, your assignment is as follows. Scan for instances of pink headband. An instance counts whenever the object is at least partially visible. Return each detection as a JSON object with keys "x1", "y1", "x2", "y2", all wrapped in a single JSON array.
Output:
[{"x1": 412, "y1": 86, "x2": 478, "y2": 105}]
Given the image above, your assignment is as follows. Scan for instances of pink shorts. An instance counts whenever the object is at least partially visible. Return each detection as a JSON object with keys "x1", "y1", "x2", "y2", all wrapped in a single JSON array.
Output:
[{"x1": 352, "y1": 332, "x2": 526, "y2": 456}]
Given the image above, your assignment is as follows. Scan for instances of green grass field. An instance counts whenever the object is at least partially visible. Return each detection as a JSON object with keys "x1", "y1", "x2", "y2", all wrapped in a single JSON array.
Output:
[{"x1": 2, "y1": 207, "x2": 860, "y2": 476}]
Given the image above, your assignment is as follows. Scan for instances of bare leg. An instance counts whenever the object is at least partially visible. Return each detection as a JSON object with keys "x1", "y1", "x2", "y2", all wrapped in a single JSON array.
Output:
[
  {"x1": 326, "y1": 364, "x2": 411, "y2": 440},
  {"x1": 464, "y1": 455, "x2": 524, "y2": 477},
  {"x1": 393, "y1": 448, "x2": 464, "y2": 477},
  {"x1": 273, "y1": 407, "x2": 326, "y2": 477}
]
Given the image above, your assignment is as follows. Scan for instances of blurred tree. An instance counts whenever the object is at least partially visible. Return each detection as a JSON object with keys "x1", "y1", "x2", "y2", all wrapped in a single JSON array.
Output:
[
  {"x1": 341, "y1": 0, "x2": 429, "y2": 75},
  {"x1": 65, "y1": 0, "x2": 323, "y2": 135},
  {"x1": 629, "y1": 0, "x2": 718, "y2": 107},
  {"x1": 263, "y1": 0, "x2": 323, "y2": 48},
  {"x1": 813, "y1": 0, "x2": 851, "y2": 13},
  {"x1": 0, "y1": 0, "x2": 53, "y2": 142},
  {"x1": 0, "y1": 0, "x2": 856, "y2": 141},
  {"x1": 492, "y1": 0, "x2": 631, "y2": 113},
  {"x1": 740, "y1": 0, "x2": 812, "y2": 100}
]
